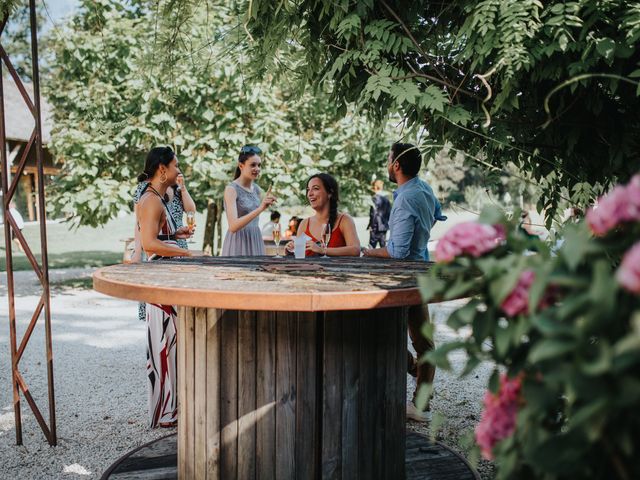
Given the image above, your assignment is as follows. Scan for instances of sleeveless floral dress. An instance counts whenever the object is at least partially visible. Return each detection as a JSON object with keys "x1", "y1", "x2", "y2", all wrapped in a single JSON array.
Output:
[{"x1": 140, "y1": 189, "x2": 179, "y2": 427}]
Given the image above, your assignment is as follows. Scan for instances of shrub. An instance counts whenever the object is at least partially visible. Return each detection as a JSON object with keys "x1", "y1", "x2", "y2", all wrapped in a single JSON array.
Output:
[{"x1": 420, "y1": 175, "x2": 640, "y2": 479}]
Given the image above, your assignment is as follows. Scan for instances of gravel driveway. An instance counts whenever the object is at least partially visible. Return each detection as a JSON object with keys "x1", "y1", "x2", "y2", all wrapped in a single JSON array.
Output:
[{"x1": 1, "y1": 269, "x2": 494, "y2": 479}]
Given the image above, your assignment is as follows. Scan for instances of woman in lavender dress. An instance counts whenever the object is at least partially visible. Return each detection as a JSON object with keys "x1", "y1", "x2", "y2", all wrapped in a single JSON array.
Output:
[{"x1": 221, "y1": 145, "x2": 276, "y2": 256}]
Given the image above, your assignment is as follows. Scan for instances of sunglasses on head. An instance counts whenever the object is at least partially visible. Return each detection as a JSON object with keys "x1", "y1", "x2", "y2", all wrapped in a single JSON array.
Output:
[{"x1": 240, "y1": 145, "x2": 262, "y2": 155}]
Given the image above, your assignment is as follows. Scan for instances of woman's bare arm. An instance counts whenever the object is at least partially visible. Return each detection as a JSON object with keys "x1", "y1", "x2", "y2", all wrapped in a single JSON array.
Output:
[
  {"x1": 224, "y1": 185, "x2": 275, "y2": 233},
  {"x1": 138, "y1": 195, "x2": 191, "y2": 257},
  {"x1": 326, "y1": 214, "x2": 361, "y2": 256}
]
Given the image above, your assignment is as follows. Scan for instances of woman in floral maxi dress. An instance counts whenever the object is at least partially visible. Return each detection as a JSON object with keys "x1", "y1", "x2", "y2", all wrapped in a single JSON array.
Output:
[{"x1": 136, "y1": 146, "x2": 193, "y2": 428}]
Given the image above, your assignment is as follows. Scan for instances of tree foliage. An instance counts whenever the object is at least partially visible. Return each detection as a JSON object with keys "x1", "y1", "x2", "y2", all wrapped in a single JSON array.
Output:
[
  {"x1": 1, "y1": 0, "x2": 45, "y2": 81},
  {"x1": 229, "y1": 0, "x2": 640, "y2": 217},
  {"x1": 46, "y1": 0, "x2": 390, "y2": 234}
]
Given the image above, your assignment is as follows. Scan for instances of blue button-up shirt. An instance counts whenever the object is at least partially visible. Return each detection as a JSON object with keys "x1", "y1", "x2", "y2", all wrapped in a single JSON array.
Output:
[{"x1": 386, "y1": 177, "x2": 444, "y2": 261}]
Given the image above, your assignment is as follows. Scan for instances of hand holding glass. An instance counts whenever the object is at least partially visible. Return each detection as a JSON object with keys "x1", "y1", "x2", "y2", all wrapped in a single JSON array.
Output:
[
  {"x1": 186, "y1": 211, "x2": 196, "y2": 243},
  {"x1": 320, "y1": 223, "x2": 331, "y2": 258}
]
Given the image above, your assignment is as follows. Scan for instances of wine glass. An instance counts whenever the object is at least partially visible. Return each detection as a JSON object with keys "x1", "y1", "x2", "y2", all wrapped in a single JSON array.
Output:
[
  {"x1": 320, "y1": 223, "x2": 331, "y2": 258},
  {"x1": 185, "y1": 211, "x2": 196, "y2": 244},
  {"x1": 273, "y1": 223, "x2": 282, "y2": 258}
]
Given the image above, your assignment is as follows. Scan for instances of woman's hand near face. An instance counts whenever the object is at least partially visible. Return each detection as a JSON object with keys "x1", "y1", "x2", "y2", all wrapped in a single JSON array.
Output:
[{"x1": 176, "y1": 173, "x2": 185, "y2": 188}]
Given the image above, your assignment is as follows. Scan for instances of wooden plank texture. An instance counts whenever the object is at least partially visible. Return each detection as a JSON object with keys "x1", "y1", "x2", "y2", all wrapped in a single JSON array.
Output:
[
  {"x1": 177, "y1": 306, "x2": 187, "y2": 480},
  {"x1": 322, "y1": 311, "x2": 343, "y2": 479},
  {"x1": 295, "y1": 312, "x2": 318, "y2": 480},
  {"x1": 256, "y1": 311, "x2": 276, "y2": 480},
  {"x1": 238, "y1": 310, "x2": 257, "y2": 480},
  {"x1": 205, "y1": 308, "x2": 221, "y2": 479},
  {"x1": 173, "y1": 303, "x2": 413, "y2": 480},
  {"x1": 341, "y1": 310, "x2": 360, "y2": 480},
  {"x1": 220, "y1": 310, "x2": 238, "y2": 479},
  {"x1": 194, "y1": 308, "x2": 207, "y2": 480},
  {"x1": 94, "y1": 257, "x2": 441, "y2": 312},
  {"x1": 275, "y1": 312, "x2": 297, "y2": 479},
  {"x1": 358, "y1": 310, "x2": 375, "y2": 480},
  {"x1": 183, "y1": 307, "x2": 196, "y2": 479}
]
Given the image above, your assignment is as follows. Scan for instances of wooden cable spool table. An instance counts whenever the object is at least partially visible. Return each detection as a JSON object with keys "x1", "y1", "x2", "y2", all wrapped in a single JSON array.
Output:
[{"x1": 93, "y1": 256, "x2": 439, "y2": 480}]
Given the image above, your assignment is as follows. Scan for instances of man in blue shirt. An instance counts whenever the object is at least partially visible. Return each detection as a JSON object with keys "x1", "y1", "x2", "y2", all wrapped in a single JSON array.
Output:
[{"x1": 363, "y1": 142, "x2": 445, "y2": 422}]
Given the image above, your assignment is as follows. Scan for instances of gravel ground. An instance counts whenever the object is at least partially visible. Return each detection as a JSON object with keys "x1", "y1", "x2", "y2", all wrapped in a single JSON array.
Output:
[{"x1": 1, "y1": 269, "x2": 495, "y2": 479}]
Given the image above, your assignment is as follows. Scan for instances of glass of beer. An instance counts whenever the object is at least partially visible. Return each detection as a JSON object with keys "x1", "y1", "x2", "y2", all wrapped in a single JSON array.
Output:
[
  {"x1": 273, "y1": 223, "x2": 282, "y2": 258},
  {"x1": 185, "y1": 211, "x2": 196, "y2": 243}
]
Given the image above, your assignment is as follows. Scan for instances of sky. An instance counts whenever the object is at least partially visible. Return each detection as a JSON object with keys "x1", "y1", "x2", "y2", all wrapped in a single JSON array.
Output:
[{"x1": 41, "y1": 0, "x2": 79, "y2": 30}]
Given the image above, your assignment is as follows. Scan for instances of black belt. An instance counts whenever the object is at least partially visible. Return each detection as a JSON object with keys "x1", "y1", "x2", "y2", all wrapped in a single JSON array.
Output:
[{"x1": 157, "y1": 234, "x2": 177, "y2": 241}]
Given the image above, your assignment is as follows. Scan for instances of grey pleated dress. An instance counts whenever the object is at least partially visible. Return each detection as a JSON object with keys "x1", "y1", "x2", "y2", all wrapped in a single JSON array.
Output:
[{"x1": 221, "y1": 182, "x2": 266, "y2": 256}]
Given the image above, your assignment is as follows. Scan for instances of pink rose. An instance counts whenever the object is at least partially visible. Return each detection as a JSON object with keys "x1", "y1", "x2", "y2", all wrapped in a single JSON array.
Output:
[
  {"x1": 435, "y1": 222, "x2": 505, "y2": 263},
  {"x1": 501, "y1": 270, "x2": 535, "y2": 317},
  {"x1": 500, "y1": 270, "x2": 556, "y2": 317},
  {"x1": 616, "y1": 242, "x2": 640, "y2": 294},
  {"x1": 475, "y1": 374, "x2": 522, "y2": 460},
  {"x1": 587, "y1": 174, "x2": 640, "y2": 236}
]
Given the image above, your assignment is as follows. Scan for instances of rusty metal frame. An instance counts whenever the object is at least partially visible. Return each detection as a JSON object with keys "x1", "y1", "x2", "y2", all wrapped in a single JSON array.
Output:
[{"x1": 0, "y1": 0, "x2": 56, "y2": 446}]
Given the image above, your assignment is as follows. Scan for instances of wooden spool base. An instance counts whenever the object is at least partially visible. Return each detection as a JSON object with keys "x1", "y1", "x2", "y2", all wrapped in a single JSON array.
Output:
[
  {"x1": 102, "y1": 432, "x2": 480, "y2": 480},
  {"x1": 177, "y1": 306, "x2": 407, "y2": 479}
]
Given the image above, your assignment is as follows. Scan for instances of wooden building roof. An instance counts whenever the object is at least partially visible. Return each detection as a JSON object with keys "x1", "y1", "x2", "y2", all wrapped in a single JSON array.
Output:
[{"x1": 2, "y1": 75, "x2": 53, "y2": 144}]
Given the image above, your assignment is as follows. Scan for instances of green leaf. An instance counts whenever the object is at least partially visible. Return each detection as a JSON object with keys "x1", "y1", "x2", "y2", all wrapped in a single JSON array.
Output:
[
  {"x1": 587, "y1": 259, "x2": 617, "y2": 317},
  {"x1": 494, "y1": 324, "x2": 512, "y2": 358},
  {"x1": 478, "y1": 206, "x2": 505, "y2": 225},
  {"x1": 529, "y1": 338, "x2": 576, "y2": 363},
  {"x1": 420, "y1": 321, "x2": 435, "y2": 342},
  {"x1": 488, "y1": 368, "x2": 500, "y2": 393},
  {"x1": 417, "y1": 274, "x2": 445, "y2": 302},
  {"x1": 419, "y1": 85, "x2": 447, "y2": 113},
  {"x1": 595, "y1": 37, "x2": 616, "y2": 61},
  {"x1": 531, "y1": 313, "x2": 575, "y2": 337},
  {"x1": 446, "y1": 299, "x2": 479, "y2": 329},
  {"x1": 423, "y1": 341, "x2": 467, "y2": 371},
  {"x1": 473, "y1": 310, "x2": 496, "y2": 345},
  {"x1": 570, "y1": 398, "x2": 607, "y2": 428},
  {"x1": 560, "y1": 224, "x2": 592, "y2": 271},
  {"x1": 390, "y1": 81, "x2": 421, "y2": 104},
  {"x1": 528, "y1": 264, "x2": 552, "y2": 314},
  {"x1": 444, "y1": 105, "x2": 472, "y2": 126},
  {"x1": 489, "y1": 263, "x2": 524, "y2": 304},
  {"x1": 445, "y1": 277, "x2": 478, "y2": 300},
  {"x1": 414, "y1": 382, "x2": 433, "y2": 412},
  {"x1": 580, "y1": 341, "x2": 612, "y2": 376},
  {"x1": 460, "y1": 356, "x2": 481, "y2": 377}
]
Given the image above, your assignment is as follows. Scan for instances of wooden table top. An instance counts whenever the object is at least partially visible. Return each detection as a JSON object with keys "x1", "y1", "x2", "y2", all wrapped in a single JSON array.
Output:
[{"x1": 93, "y1": 256, "x2": 437, "y2": 311}]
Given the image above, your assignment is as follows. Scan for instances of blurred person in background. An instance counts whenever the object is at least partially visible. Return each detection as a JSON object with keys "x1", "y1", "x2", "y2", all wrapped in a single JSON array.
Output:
[{"x1": 367, "y1": 179, "x2": 391, "y2": 248}]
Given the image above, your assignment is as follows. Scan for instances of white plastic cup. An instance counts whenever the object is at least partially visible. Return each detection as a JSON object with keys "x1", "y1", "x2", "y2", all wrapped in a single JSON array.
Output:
[{"x1": 294, "y1": 235, "x2": 307, "y2": 259}]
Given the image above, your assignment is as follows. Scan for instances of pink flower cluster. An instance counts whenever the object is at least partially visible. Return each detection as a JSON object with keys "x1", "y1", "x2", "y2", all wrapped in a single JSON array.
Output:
[
  {"x1": 586, "y1": 174, "x2": 640, "y2": 236},
  {"x1": 500, "y1": 270, "x2": 556, "y2": 317},
  {"x1": 475, "y1": 374, "x2": 522, "y2": 460},
  {"x1": 501, "y1": 270, "x2": 536, "y2": 317},
  {"x1": 616, "y1": 242, "x2": 640, "y2": 294},
  {"x1": 435, "y1": 222, "x2": 505, "y2": 263}
]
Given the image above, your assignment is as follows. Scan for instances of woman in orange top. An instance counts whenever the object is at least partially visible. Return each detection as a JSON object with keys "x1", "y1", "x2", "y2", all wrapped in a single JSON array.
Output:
[{"x1": 297, "y1": 173, "x2": 360, "y2": 257}]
